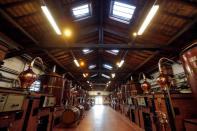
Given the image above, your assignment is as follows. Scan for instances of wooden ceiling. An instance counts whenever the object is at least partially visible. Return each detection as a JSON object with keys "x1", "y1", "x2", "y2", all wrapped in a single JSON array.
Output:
[{"x1": 0, "y1": 0, "x2": 197, "y2": 90}]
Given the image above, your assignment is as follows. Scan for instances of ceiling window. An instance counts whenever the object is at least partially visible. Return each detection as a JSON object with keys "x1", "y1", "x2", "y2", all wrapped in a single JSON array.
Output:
[
  {"x1": 101, "y1": 74, "x2": 111, "y2": 79},
  {"x1": 82, "y1": 49, "x2": 93, "y2": 54},
  {"x1": 110, "y1": 1, "x2": 136, "y2": 24},
  {"x1": 89, "y1": 64, "x2": 96, "y2": 69},
  {"x1": 72, "y1": 4, "x2": 92, "y2": 21},
  {"x1": 106, "y1": 49, "x2": 119, "y2": 55},
  {"x1": 103, "y1": 64, "x2": 113, "y2": 70},
  {"x1": 90, "y1": 74, "x2": 97, "y2": 78}
]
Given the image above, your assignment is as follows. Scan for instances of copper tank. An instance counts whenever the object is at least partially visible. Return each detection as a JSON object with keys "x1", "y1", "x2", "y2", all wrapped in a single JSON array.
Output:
[
  {"x1": 40, "y1": 66, "x2": 64, "y2": 106},
  {"x1": 62, "y1": 106, "x2": 80, "y2": 126},
  {"x1": 180, "y1": 42, "x2": 197, "y2": 100}
]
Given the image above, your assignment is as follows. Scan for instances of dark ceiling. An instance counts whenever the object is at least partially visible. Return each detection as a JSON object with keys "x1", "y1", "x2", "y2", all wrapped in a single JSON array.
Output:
[{"x1": 0, "y1": 0, "x2": 197, "y2": 91}]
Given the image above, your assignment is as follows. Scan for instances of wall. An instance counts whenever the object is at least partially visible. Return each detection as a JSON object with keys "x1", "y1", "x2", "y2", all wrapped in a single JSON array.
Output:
[{"x1": 0, "y1": 57, "x2": 43, "y2": 88}]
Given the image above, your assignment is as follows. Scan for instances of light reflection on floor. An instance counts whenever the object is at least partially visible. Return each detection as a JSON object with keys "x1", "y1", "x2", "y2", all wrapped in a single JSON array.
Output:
[{"x1": 93, "y1": 105, "x2": 104, "y2": 119}]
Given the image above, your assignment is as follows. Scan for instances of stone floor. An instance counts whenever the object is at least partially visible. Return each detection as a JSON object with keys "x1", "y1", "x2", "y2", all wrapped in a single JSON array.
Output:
[{"x1": 54, "y1": 105, "x2": 144, "y2": 131}]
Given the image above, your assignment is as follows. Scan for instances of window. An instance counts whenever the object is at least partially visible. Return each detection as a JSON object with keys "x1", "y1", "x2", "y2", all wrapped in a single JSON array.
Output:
[
  {"x1": 106, "y1": 49, "x2": 119, "y2": 55},
  {"x1": 29, "y1": 80, "x2": 41, "y2": 92},
  {"x1": 103, "y1": 64, "x2": 113, "y2": 70},
  {"x1": 72, "y1": 4, "x2": 92, "y2": 20},
  {"x1": 110, "y1": 1, "x2": 136, "y2": 24},
  {"x1": 89, "y1": 64, "x2": 96, "y2": 69},
  {"x1": 82, "y1": 49, "x2": 93, "y2": 54}
]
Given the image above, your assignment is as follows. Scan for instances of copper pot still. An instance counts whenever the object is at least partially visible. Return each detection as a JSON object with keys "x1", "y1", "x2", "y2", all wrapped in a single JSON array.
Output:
[
  {"x1": 141, "y1": 80, "x2": 151, "y2": 94},
  {"x1": 156, "y1": 73, "x2": 171, "y2": 90},
  {"x1": 18, "y1": 57, "x2": 43, "y2": 89},
  {"x1": 139, "y1": 73, "x2": 151, "y2": 94},
  {"x1": 40, "y1": 66, "x2": 64, "y2": 106},
  {"x1": 180, "y1": 42, "x2": 197, "y2": 100}
]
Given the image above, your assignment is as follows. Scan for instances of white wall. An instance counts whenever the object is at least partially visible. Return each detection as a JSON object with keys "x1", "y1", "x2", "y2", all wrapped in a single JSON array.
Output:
[{"x1": 0, "y1": 57, "x2": 43, "y2": 88}]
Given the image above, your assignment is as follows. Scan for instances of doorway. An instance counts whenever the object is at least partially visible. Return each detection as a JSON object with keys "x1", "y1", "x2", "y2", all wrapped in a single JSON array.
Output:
[{"x1": 95, "y1": 96, "x2": 103, "y2": 105}]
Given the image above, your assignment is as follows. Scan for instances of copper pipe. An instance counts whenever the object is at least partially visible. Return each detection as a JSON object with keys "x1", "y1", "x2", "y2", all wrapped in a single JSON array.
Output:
[
  {"x1": 158, "y1": 57, "x2": 176, "y2": 73},
  {"x1": 157, "y1": 57, "x2": 176, "y2": 119},
  {"x1": 30, "y1": 57, "x2": 44, "y2": 69}
]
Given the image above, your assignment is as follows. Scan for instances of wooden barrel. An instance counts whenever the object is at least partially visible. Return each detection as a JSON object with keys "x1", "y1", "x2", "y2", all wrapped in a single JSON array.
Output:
[
  {"x1": 40, "y1": 72, "x2": 63, "y2": 106},
  {"x1": 76, "y1": 105, "x2": 85, "y2": 119},
  {"x1": 62, "y1": 106, "x2": 80, "y2": 126}
]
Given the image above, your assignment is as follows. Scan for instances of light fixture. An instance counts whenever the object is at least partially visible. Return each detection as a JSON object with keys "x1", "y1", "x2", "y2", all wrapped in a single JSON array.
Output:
[
  {"x1": 63, "y1": 28, "x2": 72, "y2": 37},
  {"x1": 133, "y1": 32, "x2": 137, "y2": 37},
  {"x1": 111, "y1": 73, "x2": 116, "y2": 78},
  {"x1": 108, "y1": 81, "x2": 111, "y2": 84},
  {"x1": 80, "y1": 61, "x2": 85, "y2": 67},
  {"x1": 83, "y1": 73, "x2": 89, "y2": 78},
  {"x1": 41, "y1": 6, "x2": 61, "y2": 35},
  {"x1": 137, "y1": 5, "x2": 159, "y2": 35},
  {"x1": 74, "y1": 59, "x2": 80, "y2": 67},
  {"x1": 87, "y1": 81, "x2": 90, "y2": 83},
  {"x1": 117, "y1": 60, "x2": 124, "y2": 68}
]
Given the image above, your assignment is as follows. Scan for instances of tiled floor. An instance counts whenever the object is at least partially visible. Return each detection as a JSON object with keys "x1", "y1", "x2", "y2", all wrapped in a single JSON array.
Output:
[{"x1": 54, "y1": 105, "x2": 143, "y2": 131}]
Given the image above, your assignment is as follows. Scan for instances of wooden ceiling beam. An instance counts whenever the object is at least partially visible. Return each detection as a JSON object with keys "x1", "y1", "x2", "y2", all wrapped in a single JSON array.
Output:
[
  {"x1": 0, "y1": 8, "x2": 73, "y2": 76},
  {"x1": 40, "y1": 43, "x2": 174, "y2": 51},
  {"x1": 134, "y1": 15, "x2": 197, "y2": 72},
  {"x1": 162, "y1": 10, "x2": 193, "y2": 20},
  {"x1": 13, "y1": 11, "x2": 40, "y2": 19},
  {"x1": 0, "y1": 0, "x2": 36, "y2": 8}
]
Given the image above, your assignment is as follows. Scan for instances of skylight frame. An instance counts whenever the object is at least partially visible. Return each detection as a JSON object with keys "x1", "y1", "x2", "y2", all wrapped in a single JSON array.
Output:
[
  {"x1": 109, "y1": 1, "x2": 136, "y2": 24},
  {"x1": 72, "y1": 3, "x2": 92, "y2": 21}
]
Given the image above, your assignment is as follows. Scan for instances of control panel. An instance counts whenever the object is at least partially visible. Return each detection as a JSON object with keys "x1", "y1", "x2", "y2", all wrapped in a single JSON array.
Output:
[
  {"x1": 137, "y1": 97, "x2": 147, "y2": 106},
  {"x1": 40, "y1": 96, "x2": 56, "y2": 108},
  {"x1": 0, "y1": 93, "x2": 25, "y2": 112}
]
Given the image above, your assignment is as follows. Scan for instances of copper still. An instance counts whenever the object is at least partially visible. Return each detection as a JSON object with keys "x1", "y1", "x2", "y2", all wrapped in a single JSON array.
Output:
[
  {"x1": 180, "y1": 41, "x2": 197, "y2": 100},
  {"x1": 156, "y1": 57, "x2": 174, "y2": 90},
  {"x1": 139, "y1": 73, "x2": 151, "y2": 94},
  {"x1": 62, "y1": 106, "x2": 80, "y2": 126},
  {"x1": 40, "y1": 65, "x2": 64, "y2": 106},
  {"x1": 18, "y1": 57, "x2": 43, "y2": 89}
]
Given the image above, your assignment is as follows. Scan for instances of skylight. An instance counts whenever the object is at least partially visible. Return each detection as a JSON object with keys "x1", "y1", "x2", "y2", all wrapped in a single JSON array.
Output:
[
  {"x1": 72, "y1": 4, "x2": 91, "y2": 20},
  {"x1": 110, "y1": 1, "x2": 136, "y2": 24},
  {"x1": 90, "y1": 74, "x2": 97, "y2": 78},
  {"x1": 103, "y1": 64, "x2": 113, "y2": 70},
  {"x1": 106, "y1": 49, "x2": 119, "y2": 55},
  {"x1": 88, "y1": 64, "x2": 96, "y2": 69},
  {"x1": 101, "y1": 74, "x2": 111, "y2": 79},
  {"x1": 82, "y1": 49, "x2": 93, "y2": 54}
]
